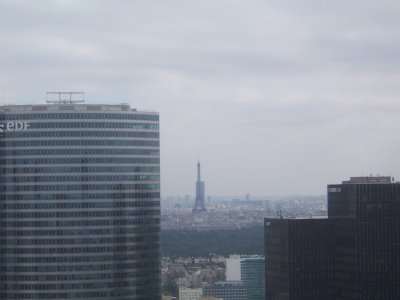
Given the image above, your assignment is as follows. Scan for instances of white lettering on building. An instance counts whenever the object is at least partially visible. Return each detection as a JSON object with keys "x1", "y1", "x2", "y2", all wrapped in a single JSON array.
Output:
[
  {"x1": 0, "y1": 122, "x2": 30, "y2": 133},
  {"x1": 328, "y1": 187, "x2": 341, "y2": 193}
]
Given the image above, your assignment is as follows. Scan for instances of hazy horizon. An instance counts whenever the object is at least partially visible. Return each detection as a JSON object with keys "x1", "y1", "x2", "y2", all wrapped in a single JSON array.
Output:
[{"x1": 1, "y1": 0, "x2": 399, "y2": 196}]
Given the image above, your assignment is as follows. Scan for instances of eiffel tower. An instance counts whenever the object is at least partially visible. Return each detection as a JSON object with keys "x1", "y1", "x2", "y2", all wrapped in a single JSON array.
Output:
[{"x1": 192, "y1": 161, "x2": 207, "y2": 213}]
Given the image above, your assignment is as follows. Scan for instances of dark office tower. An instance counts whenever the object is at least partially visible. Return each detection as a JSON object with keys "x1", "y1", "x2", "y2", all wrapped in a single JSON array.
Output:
[
  {"x1": 265, "y1": 217, "x2": 337, "y2": 300},
  {"x1": 265, "y1": 176, "x2": 400, "y2": 300},
  {"x1": 192, "y1": 161, "x2": 206, "y2": 213},
  {"x1": 328, "y1": 176, "x2": 400, "y2": 300},
  {"x1": 0, "y1": 102, "x2": 160, "y2": 299}
]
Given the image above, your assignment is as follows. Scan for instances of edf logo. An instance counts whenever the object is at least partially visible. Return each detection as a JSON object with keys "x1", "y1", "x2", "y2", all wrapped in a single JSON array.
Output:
[{"x1": 0, "y1": 122, "x2": 30, "y2": 133}]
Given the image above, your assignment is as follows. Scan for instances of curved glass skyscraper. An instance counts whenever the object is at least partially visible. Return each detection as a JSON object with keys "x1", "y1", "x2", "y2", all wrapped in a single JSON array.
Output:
[{"x1": 0, "y1": 103, "x2": 160, "y2": 299}]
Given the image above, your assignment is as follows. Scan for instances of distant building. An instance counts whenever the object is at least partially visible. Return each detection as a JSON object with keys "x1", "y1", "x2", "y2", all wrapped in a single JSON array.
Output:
[
  {"x1": 265, "y1": 176, "x2": 400, "y2": 300},
  {"x1": 203, "y1": 281, "x2": 247, "y2": 300},
  {"x1": 240, "y1": 256, "x2": 265, "y2": 300},
  {"x1": 226, "y1": 255, "x2": 241, "y2": 281},
  {"x1": 193, "y1": 161, "x2": 207, "y2": 213},
  {"x1": 226, "y1": 255, "x2": 265, "y2": 300},
  {"x1": 179, "y1": 287, "x2": 203, "y2": 300}
]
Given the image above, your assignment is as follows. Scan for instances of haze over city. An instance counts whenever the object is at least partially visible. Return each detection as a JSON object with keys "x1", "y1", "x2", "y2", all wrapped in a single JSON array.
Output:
[{"x1": 1, "y1": 0, "x2": 399, "y2": 196}]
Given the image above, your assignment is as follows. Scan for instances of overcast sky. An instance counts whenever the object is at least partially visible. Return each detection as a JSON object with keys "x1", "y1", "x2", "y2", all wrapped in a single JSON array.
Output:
[{"x1": 1, "y1": 0, "x2": 400, "y2": 197}]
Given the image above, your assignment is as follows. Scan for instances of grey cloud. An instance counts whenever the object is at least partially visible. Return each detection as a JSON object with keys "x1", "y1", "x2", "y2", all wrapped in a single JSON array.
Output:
[{"x1": 1, "y1": 0, "x2": 400, "y2": 195}]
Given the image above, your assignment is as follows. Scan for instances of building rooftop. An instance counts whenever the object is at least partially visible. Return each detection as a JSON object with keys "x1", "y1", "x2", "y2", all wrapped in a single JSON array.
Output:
[
  {"x1": 342, "y1": 176, "x2": 393, "y2": 184},
  {"x1": 288, "y1": 216, "x2": 328, "y2": 219},
  {"x1": 0, "y1": 103, "x2": 158, "y2": 114},
  {"x1": 212, "y1": 281, "x2": 244, "y2": 286},
  {"x1": 265, "y1": 215, "x2": 327, "y2": 220}
]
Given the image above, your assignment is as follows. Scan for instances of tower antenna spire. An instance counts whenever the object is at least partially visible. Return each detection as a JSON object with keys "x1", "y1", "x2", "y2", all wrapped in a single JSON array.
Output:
[{"x1": 197, "y1": 160, "x2": 201, "y2": 182}]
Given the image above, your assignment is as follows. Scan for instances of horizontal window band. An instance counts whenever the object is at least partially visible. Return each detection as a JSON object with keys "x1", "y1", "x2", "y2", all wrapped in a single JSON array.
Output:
[
  {"x1": 0, "y1": 149, "x2": 159, "y2": 156},
  {"x1": 3, "y1": 130, "x2": 159, "y2": 139},
  {"x1": 0, "y1": 139, "x2": 159, "y2": 147},
  {"x1": 0, "y1": 175, "x2": 159, "y2": 184},
  {"x1": 0, "y1": 243, "x2": 160, "y2": 254},
  {"x1": 0, "y1": 165, "x2": 160, "y2": 174},
  {"x1": 0, "y1": 227, "x2": 160, "y2": 238},
  {"x1": 0, "y1": 112, "x2": 159, "y2": 121},
  {"x1": 0, "y1": 208, "x2": 160, "y2": 219},
  {"x1": 0, "y1": 201, "x2": 159, "y2": 210},
  {"x1": 0, "y1": 192, "x2": 160, "y2": 201},
  {"x1": 0, "y1": 217, "x2": 160, "y2": 228},
  {"x1": 24, "y1": 122, "x2": 159, "y2": 130}
]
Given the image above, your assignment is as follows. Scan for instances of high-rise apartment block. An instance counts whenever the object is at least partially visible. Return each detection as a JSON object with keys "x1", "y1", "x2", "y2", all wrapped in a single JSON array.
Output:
[
  {"x1": 0, "y1": 102, "x2": 160, "y2": 299},
  {"x1": 265, "y1": 176, "x2": 400, "y2": 300}
]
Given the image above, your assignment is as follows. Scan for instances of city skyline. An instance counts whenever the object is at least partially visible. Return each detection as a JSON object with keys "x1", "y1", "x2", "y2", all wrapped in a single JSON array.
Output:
[{"x1": 1, "y1": 1, "x2": 400, "y2": 196}]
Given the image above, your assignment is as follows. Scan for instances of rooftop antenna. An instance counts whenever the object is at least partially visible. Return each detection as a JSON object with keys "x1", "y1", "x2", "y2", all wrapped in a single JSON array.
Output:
[{"x1": 46, "y1": 92, "x2": 85, "y2": 104}]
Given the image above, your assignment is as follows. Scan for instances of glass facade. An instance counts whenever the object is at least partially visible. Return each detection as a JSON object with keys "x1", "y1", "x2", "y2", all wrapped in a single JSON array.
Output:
[
  {"x1": 203, "y1": 281, "x2": 247, "y2": 300},
  {"x1": 265, "y1": 218, "x2": 337, "y2": 300},
  {"x1": 265, "y1": 178, "x2": 400, "y2": 300},
  {"x1": 0, "y1": 104, "x2": 160, "y2": 299},
  {"x1": 240, "y1": 257, "x2": 265, "y2": 300},
  {"x1": 328, "y1": 181, "x2": 400, "y2": 300}
]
